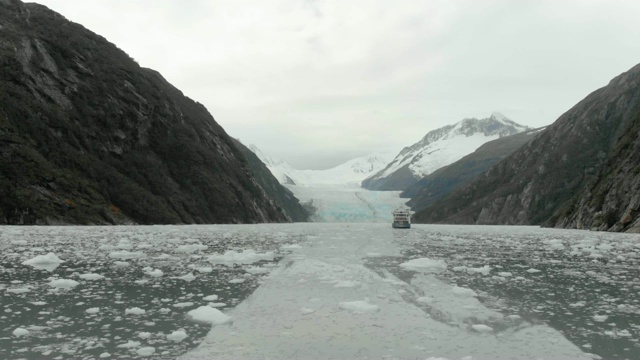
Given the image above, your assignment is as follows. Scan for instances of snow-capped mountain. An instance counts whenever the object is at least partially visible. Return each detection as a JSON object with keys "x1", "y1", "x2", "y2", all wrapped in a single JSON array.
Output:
[
  {"x1": 248, "y1": 145, "x2": 390, "y2": 187},
  {"x1": 362, "y1": 112, "x2": 530, "y2": 191}
]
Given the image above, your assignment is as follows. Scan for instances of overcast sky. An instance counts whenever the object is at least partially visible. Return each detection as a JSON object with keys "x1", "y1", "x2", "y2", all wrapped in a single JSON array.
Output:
[{"x1": 36, "y1": 0, "x2": 640, "y2": 169}]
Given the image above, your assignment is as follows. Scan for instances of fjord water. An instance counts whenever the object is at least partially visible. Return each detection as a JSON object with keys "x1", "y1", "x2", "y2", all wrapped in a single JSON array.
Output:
[{"x1": 1, "y1": 224, "x2": 639, "y2": 360}]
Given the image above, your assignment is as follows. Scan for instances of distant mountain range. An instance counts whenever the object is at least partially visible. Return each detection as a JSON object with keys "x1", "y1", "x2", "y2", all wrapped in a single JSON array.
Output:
[
  {"x1": 249, "y1": 145, "x2": 390, "y2": 187},
  {"x1": 414, "y1": 62, "x2": 640, "y2": 232},
  {"x1": 362, "y1": 113, "x2": 530, "y2": 191}
]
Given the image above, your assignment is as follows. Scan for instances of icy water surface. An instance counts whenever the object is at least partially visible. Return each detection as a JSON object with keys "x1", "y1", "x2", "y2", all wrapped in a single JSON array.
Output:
[
  {"x1": 1, "y1": 224, "x2": 640, "y2": 359},
  {"x1": 0, "y1": 225, "x2": 308, "y2": 359}
]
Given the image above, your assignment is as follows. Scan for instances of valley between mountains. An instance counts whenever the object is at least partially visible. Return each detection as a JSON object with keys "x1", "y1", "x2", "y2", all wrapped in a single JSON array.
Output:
[{"x1": 2, "y1": 0, "x2": 640, "y2": 233}]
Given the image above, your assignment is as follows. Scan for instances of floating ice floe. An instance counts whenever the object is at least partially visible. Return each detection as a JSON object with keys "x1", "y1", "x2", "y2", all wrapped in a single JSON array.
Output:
[
  {"x1": 136, "y1": 347, "x2": 155, "y2": 356},
  {"x1": 338, "y1": 300, "x2": 380, "y2": 314},
  {"x1": 399, "y1": 258, "x2": 447, "y2": 273},
  {"x1": 86, "y1": 307, "x2": 100, "y2": 314},
  {"x1": 301, "y1": 307, "x2": 316, "y2": 315},
  {"x1": 452, "y1": 286, "x2": 478, "y2": 297},
  {"x1": 22, "y1": 252, "x2": 63, "y2": 272},
  {"x1": 145, "y1": 269, "x2": 163, "y2": 278},
  {"x1": 207, "y1": 249, "x2": 275, "y2": 266},
  {"x1": 125, "y1": 307, "x2": 146, "y2": 315},
  {"x1": 99, "y1": 352, "x2": 111, "y2": 358},
  {"x1": 593, "y1": 314, "x2": 608, "y2": 322},
  {"x1": 167, "y1": 329, "x2": 188, "y2": 342},
  {"x1": 471, "y1": 324, "x2": 493, "y2": 333},
  {"x1": 138, "y1": 332, "x2": 151, "y2": 339},
  {"x1": 229, "y1": 278, "x2": 245, "y2": 284},
  {"x1": 527, "y1": 268, "x2": 542, "y2": 273},
  {"x1": 7, "y1": 287, "x2": 30, "y2": 294},
  {"x1": 48, "y1": 279, "x2": 79, "y2": 289},
  {"x1": 187, "y1": 306, "x2": 232, "y2": 325},
  {"x1": 467, "y1": 265, "x2": 491, "y2": 276}
]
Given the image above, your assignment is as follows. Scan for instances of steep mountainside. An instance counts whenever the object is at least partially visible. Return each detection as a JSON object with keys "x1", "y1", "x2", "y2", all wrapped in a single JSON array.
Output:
[
  {"x1": 362, "y1": 113, "x2": 529, "y2": 191},
  {"x1": 414, "y1": 62, "x2": 640, "y2": 232},
  {"x1": 0, "y1": 0, "x2": 293, "y2": 224},
  {"x1": 232, "y1": 140, "x2": 309, "y2": 222},
  {"x1": 403, "y1": 128, "x2": 542, "y2": 212},
  {"x1": 250, "y1": 145, "x2": 389, "y2": 187}
]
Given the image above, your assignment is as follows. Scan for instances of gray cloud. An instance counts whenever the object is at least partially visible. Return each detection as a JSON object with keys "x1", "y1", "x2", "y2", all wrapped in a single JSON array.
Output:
[{"x1": 38, "y1": 0, "x2": 640, "y2": 169}]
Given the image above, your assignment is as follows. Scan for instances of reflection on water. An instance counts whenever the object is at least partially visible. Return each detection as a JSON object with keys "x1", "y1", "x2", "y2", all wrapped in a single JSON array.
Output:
[{"x1": 0, "y1": 225, "x2": 307, "y2": 360}]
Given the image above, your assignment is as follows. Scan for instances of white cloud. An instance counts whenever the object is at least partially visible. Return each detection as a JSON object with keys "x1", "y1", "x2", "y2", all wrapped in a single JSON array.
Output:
[{"x1": 36, "y1": 0, "x2": 640, "y2": 168}]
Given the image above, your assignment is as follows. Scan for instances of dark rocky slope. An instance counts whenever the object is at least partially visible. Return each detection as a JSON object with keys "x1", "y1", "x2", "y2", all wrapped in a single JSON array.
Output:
[
  {"x1": 232, "y1": 139, "x2": 309, "y2": 222},
  {"x1": 403, "y1": 128, "x2": 541, "y2": 212},
  {"x1": 0, "y1": 0, "x2": 296, "y2": 224},
  {"x1": 414, "y1": 62, "x2": 640, "y2": 232}
]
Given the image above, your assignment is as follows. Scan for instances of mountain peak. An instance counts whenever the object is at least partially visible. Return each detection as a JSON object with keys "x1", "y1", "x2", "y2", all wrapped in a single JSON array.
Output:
[{"x1": 490, "y1": 111, "x2": 510, "y2": 122}]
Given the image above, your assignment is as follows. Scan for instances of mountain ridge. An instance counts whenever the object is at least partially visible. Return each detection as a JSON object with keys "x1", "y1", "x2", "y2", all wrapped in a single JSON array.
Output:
[
  {"x1": 413, "y1": 62, "x2": 640, "y2": 232},
  {"x1": 362, "y1": 113, "x2": 530, "y2": 191},
  {"x1": 0, "y1": 0, "x2": 299, "y2": 224}
]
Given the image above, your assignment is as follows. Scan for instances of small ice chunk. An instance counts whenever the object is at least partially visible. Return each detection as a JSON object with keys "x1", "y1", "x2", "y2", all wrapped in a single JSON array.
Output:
[
  {"x1": 229, "y1": 278, "x2": 245, "y2": 284},
  {"x1": 167, "y1": 329, "x2": 188, "y2": 342},
  {"x1": 117, "y1": 340, "x2": 141, "y2": 348},
  {"x1": 338, "y1": 300, "x2": 380, "y2": 314},
  {"x1": 399, "y1": 258, "x2": 447, "y2": 273},
  {"x1": 202, "y1": 294, "x2": 218, "y2": 301},
  {"x1": 281, "y1": 244, "x2": 302, "y2": 250},
  {"x1": 109, "y1": 250, "x2": 146, "y2": 260},
  {"x1": 79, "y1": 273, "x2": 105, "y2": 280},
  {"x1": 173, "y1": 302, "x2": 194, "y2": 308},
  {"x1": 472, "y1": 324, "x2": 493, "y2": 333},
  {"x1": 207, "y1": 249, "x2": 275, "y2": 265},
  {"x1": 526, "y1": 268, "x2": 541, "y2": 273},
  {"x1": 334, "y1": 280, "x2": 359, "y2": 288},
  {"x1": 138, "y1": 332, "x2": 151, "y2": 339},
  {"x1": 13, "y1": 327, "x2": 29, "y2": 337},
  {"x1": 125, "y1": 307, "x2": 146, "y2": 315},
  {"x1": 48, "y1": 279, "x2": 79, "y2": 289},
  {"x1": 177, "y1": 273, "x2": 196, "y2": 282},
  {"x1": 208, "y1": 302, "x2": 227, "y2": 308},
  {"x1": 187, "y1": 306, "x2": 232, "y2": 325},
  {"x1": 136, "y1": 347, "x2": 155, "y2": 356},
  {"x1": 145, "y1": 269, "x2": 163, "y2": 277},
  {"x1": 301, "y1": 307, "x2": 316, "y2": 315},
  {"x1": 416, "y1": 296, "x2": 434, "y2": 304},
  {"x1": 498, "y1": 272, "x2": 512, "y2": 277},
  {"x1": 176, "y1": 244, "x2": 208, "y2": 253},
  {"x1": 86, "y1": 307, "x2": 100, "y2": 314},
  {"x1": 113, "y1": 261, "x2": 130, "y2": 267},
  {"x1": 99, "y1": 352, "x2": 111, "y2": 358}
]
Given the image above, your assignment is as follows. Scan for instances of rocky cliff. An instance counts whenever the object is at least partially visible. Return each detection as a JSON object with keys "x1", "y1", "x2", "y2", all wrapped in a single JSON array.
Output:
[
  {"x1": 232, "y1": 140, "x2": 309, "y2": 222},
  {"x1": 414, "y1": 62, "x2": 640, "y2": 232},
  {"x1": 0, "y1": 0, "x2": 296, "y2": 224}
]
